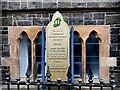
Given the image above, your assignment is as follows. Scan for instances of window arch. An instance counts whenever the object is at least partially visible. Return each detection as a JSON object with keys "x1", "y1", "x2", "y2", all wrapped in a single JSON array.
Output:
[
  {"x1": 19, "y1": 32, "x2": 31, "y2": 77},
  {"x1": 74, "y1": 31, "x2": 82, "y2": 77},
  {"x1": 86, "y1": 31, "x2": 99, "y2": 79},
  {"x1": 34, "y1": 32, "x2": 42, "y2": 76}
]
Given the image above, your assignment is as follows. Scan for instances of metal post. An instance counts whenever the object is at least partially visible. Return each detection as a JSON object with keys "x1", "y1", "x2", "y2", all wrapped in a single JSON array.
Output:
[
  {"x1": 16, "y1": 77, "x2": 20, "y2": 90},
  {"x1": 99, "y1": 79, "x2": 104, "y2": 90},
  {"x1": 37, "y1": 85, "x2": 40, "y2": 90},
  {"x1": 89, "y1": 86, "x2": 92, "y2": 90},
  {"x1": 48, "y1": 86, "x2": 51, "y2": 90},
  {"x1": 57, "y1": 78, "x2": 61, "y2": 90},
  {"x1": 7, "y1": 82, "x2": 10, "y2": 90},
  {"x1": 46, "y1": 66, "x2": 52, "y2": 90},
  {"x1": 100, "y1": 86, "x2": 103, "y2": 90},
  {"x1": 68, "y1": 86, "x2": 71, "y2": 90},
  {"x1": 27, "y1": 84, "x2": 29, "y2": 90},
  {"x1": 78, "y1": 80, "x2": 82, "y2": 90},
  {"x1": 37, "y1": 77, "x2": 40, "y2": 90},
  {"x1": 70, "y1": 22, "x2": 74, "y2": 83},
  {"x1": 79, "y1": 86, "x2": 81, "y2": 90},
  {"x1": 6, "y1": 67, "x2": 11, "y2": 90},
  {"x1": 42, "y1": 22, "x2": 45, "y2": 83}
]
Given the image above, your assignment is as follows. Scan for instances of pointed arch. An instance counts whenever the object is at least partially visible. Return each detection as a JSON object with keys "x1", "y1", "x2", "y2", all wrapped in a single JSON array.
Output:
[
  {"x1": 86, "y1": 30, "x2": 100, "y2": 79},
  {"x1": 18, "y1": 31, "x2": 32, "y2": 77},
  {"x1": 74, "y1": 31, "x2": 83, "y2": 77},
  {"x1": 34, "y1": 31, "x2": 42, "y2": 77}
]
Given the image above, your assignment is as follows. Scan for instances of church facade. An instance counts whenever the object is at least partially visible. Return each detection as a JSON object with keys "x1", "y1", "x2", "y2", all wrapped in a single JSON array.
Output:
[{"x1": 0, "y1": 0, "x2": 120, "y2": 83}]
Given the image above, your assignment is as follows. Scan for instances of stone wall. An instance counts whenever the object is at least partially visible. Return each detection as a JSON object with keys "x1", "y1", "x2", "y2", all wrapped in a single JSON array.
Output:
[{"x1": 0, "y1": 0, "x2": 120, "y2": 82}]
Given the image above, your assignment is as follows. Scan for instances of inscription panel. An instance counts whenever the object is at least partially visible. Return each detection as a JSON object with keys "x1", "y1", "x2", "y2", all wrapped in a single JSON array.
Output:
[{"x1": 46, "y1": 11, "x2": 70, "y2": 81}]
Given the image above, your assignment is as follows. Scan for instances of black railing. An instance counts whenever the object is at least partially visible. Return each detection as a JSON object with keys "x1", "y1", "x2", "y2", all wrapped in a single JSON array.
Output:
[
  {"x1": 1, "y1": 80, "x2": 120, "y2": 90},
  {"x1": 1, "y1": 67, "x2": 120, "y2": 90}
]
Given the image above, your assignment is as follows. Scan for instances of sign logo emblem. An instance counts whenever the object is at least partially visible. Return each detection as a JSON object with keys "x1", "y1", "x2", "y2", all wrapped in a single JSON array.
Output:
[{"x1": 53, "y1": 17, "x2": 61, "y2": 27}]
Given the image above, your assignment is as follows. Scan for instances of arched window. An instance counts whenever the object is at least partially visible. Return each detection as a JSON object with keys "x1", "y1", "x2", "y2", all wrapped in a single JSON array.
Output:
[
  {"x1": 19, "y1": 32, "x2": 31, "y2": 77},
  {"x1": 34, "y1": 32, "x2": 42, "y2": 76},
  {"x1": 74, "y1": 31, "x2": 82, "y2": 77},
  {"x1": 86, "y1": 31, "x2": 99, "y2": 78}
]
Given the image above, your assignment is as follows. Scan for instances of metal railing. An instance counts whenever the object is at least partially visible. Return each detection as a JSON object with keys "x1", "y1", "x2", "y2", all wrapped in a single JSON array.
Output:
[{"x1": 0, "y1": 67, "x2": 120, "y2": 90}]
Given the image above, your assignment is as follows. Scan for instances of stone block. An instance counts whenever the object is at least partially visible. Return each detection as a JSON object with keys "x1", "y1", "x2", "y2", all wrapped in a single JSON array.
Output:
[
  {"x1": 2, "y1": 1, "x2": 8, "y2": 9},
  {"x1": 96, "y1": 20, "x2": 104, "y2": 25},
  {"x1": 2, "y1": 17, "x2": 12, "y2": 26},
  {"x1": 0, "y1": 35, "x2": 2, "y2": 44},
  {"x1": 28, "y1": 14, "x2": 37, "y2": 17},
  {"x1": 3, "y1": 44, "x2": 10, "y2": 51},
  {"x1": 2, "y1": 51, "x2": 10, "y2": 57},
  {"x1": 117, "y1": 61, "x2": 120, "y2": 66},
  {"x1": 69, "y1": 17, "x2": 83, "y2": 25},
  {"x1": 118, "y1": 43, "x2": 120, "y2": 51},
  {"x1": 84, "y1": 20, "x2": 96, "y2": 25},
  {"x1": 18, "y1": 20, "x2": 32, "y2": 26},
  {"x1": 72, "y1": 2, "x2": 86, "y2": 8},
  {"x1": 99, "y1": 2, "x2": 117, "y2": 8},
  {"x1": 110, "y1": 51, "x2": 117, "y2": 57},
  {"x1": 118, "y1": 35, "x2": 120, "y2": 43},
  {"x1": 106, "y1": 15, "x2": 120, "y2": 25},
  {"x1": 2, "y1": 44, "x2": 10, "y2": 57},
  {"x1": 2, "y1": 34, "x2": 8, "y2": 44},
  {"x1": 87, "y1": 2, "x2": 99, "y2": 8},
  {"x1": 115, "y1": 24, "x2": 120, "y2": 27},
  {"x1": 58, "y1": 0, "x2": 71, "y2": 2},
  {"x1": 0, "y1": 30, "x2": 2, "y2": 34},
  {"x1": 0, "y1": 51, "x2": 2, "y2": 57},
  {"x1": 0, "y1": 44, "x2": 2, "y2": 51},
  {"x1": 111, "y1": 34, "x2": 118, "y2": 43},
  {"x1": 110, "y1": 28, "x2": 119, "y2": 34},
  {"x1": 93, "y1": 13, "x2": 105, "y2": 20},
  {"x1": 28, "y1": 2, "x2": 42, "y2": 9},
  {"x1": 108, "y1": 57, "x2": 116, "y2": 66},
  {"x1": 117, "y1": 51, "x2": 120, "y2": 56},
  {"x1": 114, "y1": 73, "x2": 120, "y2": 83},
  {"x1": 28, "y1": 0, "x2": 42, "y2": 2},
  {"x1": 117, "y1": 57, "x2": 120, "y2": 60},
  {"x1": 33, "y1": 18, "x2": 42, "y2": 26},
  {"x1": 110, "y1": 43, "x2": 118, "y2": 51},
  {"x1": 9, "y1": 0, "x2": 21, "y2": 2},
  {"x1": 43, "y1": 2, "x2": 57, "y2": 8},
  {"x1": 2, "y1": 27, "x2": 8, "y2": 30},
  {"x1": 58, "y1": 2, "x2": 71, "y2": 8},
  {"x1": 0, "y1": 27, "x2": 2, "y2": 30},
  {"x1": 9, "y1": 2, "x2": 20, "y2": 10},
  {"x1": 73, "y1": 13, "x2": 83, "y2": 19},
  {"x1": 2, "y1": 30, "x2": 8, "y2": 34},
  {"x1": 21, "y1": 2, "x2": 27, "y2": 9},
  {"x1": 115, "y1": 1, "x2": 120, "y2": 8},
  {"x1": 0, "y1": 1, "x2": 2, "y2": 9},
  {"x1": 13, "y1": 14, "x2": 27, "y2": 20},
  {"x1": 84, "y1": 12, "x2": 92, "y2": 20}
]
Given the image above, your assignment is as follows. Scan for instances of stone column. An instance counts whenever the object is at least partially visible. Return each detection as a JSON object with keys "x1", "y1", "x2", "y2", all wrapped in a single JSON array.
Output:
[
  {"x1": 31, "y1": 42, "x2": 35, "y2": 81},
  {"x1": 82, "y1": 41, "x2": 86, "y2": 82}
]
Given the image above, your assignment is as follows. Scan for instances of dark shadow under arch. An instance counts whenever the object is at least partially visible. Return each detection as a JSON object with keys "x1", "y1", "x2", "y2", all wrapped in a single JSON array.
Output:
[
  {"x1": 34, "y1": 31, "x2": 42, "y2": 77},
  {"x1": 86, "y1": 31, "x2": 100, "y2": 79},
  {"x1": 74, "y1": 31, "x2": 82, "y2": 77}
]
